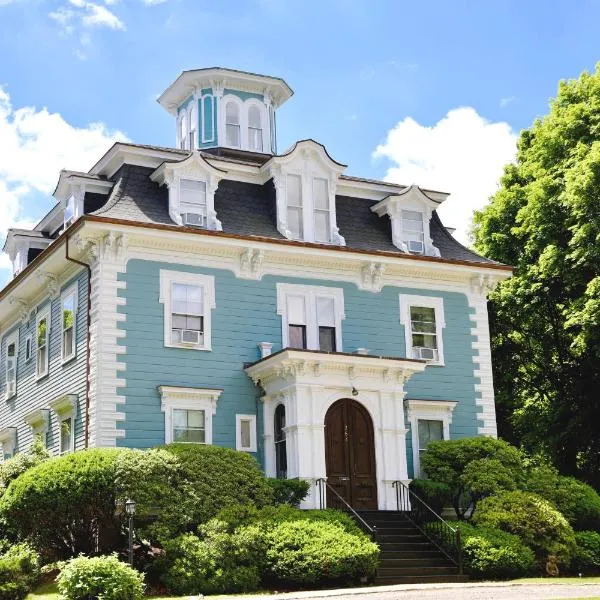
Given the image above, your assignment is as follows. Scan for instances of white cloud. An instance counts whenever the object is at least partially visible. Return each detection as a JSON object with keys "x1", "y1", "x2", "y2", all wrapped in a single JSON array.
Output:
[
  {"x1": 0, "y1": 86, "x2": 128, "y2": 282},
  {"x1": 50, "y1": 0, "x2": 125, "y2": 42},
  {"x1": 500, "y1": 96, "x2": 516, "y2": 108},
  {"x1": 373, "y1": 107, "x2": 517, "y2": 245}
]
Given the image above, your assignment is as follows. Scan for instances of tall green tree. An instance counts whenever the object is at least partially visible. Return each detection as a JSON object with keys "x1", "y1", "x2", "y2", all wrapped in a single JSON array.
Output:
[{"x1": 472, "y1": 65, "x2": 600, "y2": 487}]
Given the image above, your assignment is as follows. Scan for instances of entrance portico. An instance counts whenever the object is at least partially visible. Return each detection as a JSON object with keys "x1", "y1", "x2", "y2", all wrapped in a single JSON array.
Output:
[{"x1": 245, "y1": 349, "x2": 427, "y2": 510}]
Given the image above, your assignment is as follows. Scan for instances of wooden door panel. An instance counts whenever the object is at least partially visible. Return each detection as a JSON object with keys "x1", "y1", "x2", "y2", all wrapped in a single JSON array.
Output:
[{"x1": 324, "y1": 400, "x2": 351, "y2": 508}]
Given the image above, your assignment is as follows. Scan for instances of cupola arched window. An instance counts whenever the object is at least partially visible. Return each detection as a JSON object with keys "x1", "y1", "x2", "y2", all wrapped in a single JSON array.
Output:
[
  {"x1": 188, "y1": 102, "x2": 197, "y2": 150},
  {"x1": 248, "y1": 104, "x2": 263, "y2": 152},
  {"x1": 274, "y1": 403, "x2": 287, "y2": 479},
  {"x1": 225, "y1": 101, "x2": 241, "y2": 148},
  {"x1": 178, "y1": 113, "x2": 187, "y2": 150}
]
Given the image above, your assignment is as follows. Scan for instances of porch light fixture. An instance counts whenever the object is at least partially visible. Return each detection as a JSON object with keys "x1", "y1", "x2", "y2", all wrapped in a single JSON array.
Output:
[{"x1": 351, "y1": 387, "x2": 359, "y2": 397}]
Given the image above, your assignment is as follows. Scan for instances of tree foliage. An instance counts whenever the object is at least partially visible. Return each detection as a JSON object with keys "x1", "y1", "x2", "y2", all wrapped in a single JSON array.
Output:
[{"x1": 472, "y1": 65, "x2": 600, "y2": 486}]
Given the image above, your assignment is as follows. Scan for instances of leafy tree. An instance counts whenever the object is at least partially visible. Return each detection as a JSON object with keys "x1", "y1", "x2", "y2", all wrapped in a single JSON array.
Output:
[{"x1": 472, "y1": 65, "x2": 600, "y2": 486}]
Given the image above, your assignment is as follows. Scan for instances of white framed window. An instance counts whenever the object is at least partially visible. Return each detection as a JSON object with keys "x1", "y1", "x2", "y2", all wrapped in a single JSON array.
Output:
[
  {"x1": 274, "y1": 403, "x2": 287, "y2": 478},
  {"x1": 188, "y1": 101, "x2": 197, "y2": 150},
  {"x1": 25, "y1": 335, "x2": 33, "y2": 363},
  {"x1": 36, "y1": 306, "x2": 51, "y2": 379},
  {"x1": 236, "y1": 414, "x2": 257, "y2": 452},
  {"x1": 286, "y1": 174, "x2": 303, "y2": 240},
  {"x1": 399, "y1": 295, "x2": 445, "y2": 365},
  {"x1": 225, "y1": 101, "x2": 241, "y2": 148},
  {"x1": 277, "y1": 283, "x2": 344, "y2": 352},
  {"x1": 159, "y1": 270, "x2": 215, "y2": 351},
  {"x1": 313, "y1": 178, "x2": 331, "y2": 243},
  {"x1": 64, "y1": 195, "x2": 76, "y2": 229},
  {"x1": 179, "y1": 178, "x2": 207, "y2": 228},
  {"x1": 50, "y1": 394, "x2": 77, "y2": 455},
  {"x1": 61, "y1": 285, "x2": 77, "y2": 363},
  {"x1": 178, "y1": 112, "x2": 187, "y2": 150},
  {"x1": 402, "y1": 210, "x2": 425, "y2": 254},
  {"x1": 247, "y1": 105, "x2": 263, "y2": 152},
  {"x1": 0, "y1": 427, "x2": 17, "y2": 460},
  {"x1": 159, "y1": 386, "x2": 223, "y2": 445},
  {"x1": 24, "y1": 408, "x2": 50, "y2": 449},
  {"x1": 4, "y1": 330, "x2": 18, "y2": 400},
  {"x1": 406, "y1": 399, "x2": 456, "y2": 477}
]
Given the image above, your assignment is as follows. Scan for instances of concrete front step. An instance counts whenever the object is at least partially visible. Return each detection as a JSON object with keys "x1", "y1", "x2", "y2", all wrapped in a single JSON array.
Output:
[
  {"x1": 377, "y1": 566, "x2": 459, "y2": 577},
  {"x1": 374, "y1": 574, "x2": 469, "y2": 585},
  {"x1": 380, "y1": 549, "x2": 445, "y2": 559},
  {"x1": 380, "y1": 557, "x2": 451, "y2": 568}
]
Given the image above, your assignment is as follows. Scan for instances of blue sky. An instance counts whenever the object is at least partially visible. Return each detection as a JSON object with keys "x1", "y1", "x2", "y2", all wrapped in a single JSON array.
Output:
[{"x1": 0, "y1": 0, "x2": 599, "y2": 284}]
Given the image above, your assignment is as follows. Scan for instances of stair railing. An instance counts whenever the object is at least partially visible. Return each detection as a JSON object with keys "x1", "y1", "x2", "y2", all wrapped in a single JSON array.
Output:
[
  {"x1": 316, "y1": 478, "x2": 376, "y2": 535},
  {"x1": 392, "y1": 480, "x2": 462, "y2": 575}
]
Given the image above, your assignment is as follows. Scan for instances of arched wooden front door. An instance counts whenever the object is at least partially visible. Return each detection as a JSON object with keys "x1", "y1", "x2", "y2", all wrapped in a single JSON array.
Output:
[{"x1": 324, "y1": 398, "x2": 378, "y2": 510}]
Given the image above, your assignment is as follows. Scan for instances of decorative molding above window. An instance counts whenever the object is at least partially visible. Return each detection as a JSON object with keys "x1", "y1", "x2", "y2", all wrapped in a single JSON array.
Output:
[
  {"x1": 158, "y1": 385, "x2": 223, "y2": 445},
  {"x1": 150, "y1": 153, "x2": 226, "y2": 231},
  {"x1": 371, "y1": 185, "x2": 443, "y2": 257},
  {"x1": 24, "y1": 408, "x2": 50, "y2": 442},
  {"x1": 262, "y1": 140, "x2": 346, "y2": 246},
  {"x1": 0, "y1": 427, "x2": 17, "y2": 458},
  {"x1": 399, "y1": 295, "x2": 446, "y2": 366},
  {"x1": 50, "y1": 393, "x2": 78, "y2": 421}
]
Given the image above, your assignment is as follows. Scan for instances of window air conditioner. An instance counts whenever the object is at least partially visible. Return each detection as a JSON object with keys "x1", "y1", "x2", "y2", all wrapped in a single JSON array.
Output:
[
  {"x1": 414, "y1": 347, "x2": 437, "y2": 361},
  {"x1": 181, "y1": 329, "x2": 201, "y2": 345},
  {"x1": 408, "y1": 240, "x2": 424, "y2": 254}
]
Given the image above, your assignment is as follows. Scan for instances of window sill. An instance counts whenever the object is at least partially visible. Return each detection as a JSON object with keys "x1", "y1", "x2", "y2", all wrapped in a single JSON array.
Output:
[
  {"x1": 237, "y1": 447, "x2": 257, "y2": 453},
  {"x1": 36, "y1": 372, "x2": 49, "y2": 383},
  {"x1": 164, "y1": 342, "x2": 212, "y2": 352},
  {"x1": 5, "y1": 393, "x2": 16, "y2": 402},
  {"x1": 61, "y1": 354, "x2": 77, "y2": 367}
]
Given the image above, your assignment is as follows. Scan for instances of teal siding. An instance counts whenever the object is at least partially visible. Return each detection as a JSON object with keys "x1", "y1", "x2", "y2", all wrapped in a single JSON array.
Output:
[
  {"x1": 224, "y1": 89, "x2": 263, "y2": 102},
  {"x1": 117, "y1": 260, "x2": 481, "y2": 478},
  {"x1": 0, "y1": 270, "x2": 88, "y2": 457},
  {"x1": 199, "y1": 96, "x2": 215, "y2": 149}
]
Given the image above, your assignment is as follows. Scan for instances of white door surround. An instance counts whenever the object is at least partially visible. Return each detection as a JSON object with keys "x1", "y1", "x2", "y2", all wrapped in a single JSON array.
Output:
[{"x1": 245, "y1": 349, "x2": 427, "y2": 509}]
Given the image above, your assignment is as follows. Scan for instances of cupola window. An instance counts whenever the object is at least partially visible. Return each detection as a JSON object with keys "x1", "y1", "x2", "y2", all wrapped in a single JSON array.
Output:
[
  {"x1": 286, "y1": 174, "x2": 303, "y2": 239},
  {"x1": 179, "y1": 179, "x2": 207, "y2": 227},
  {"x1": 248, "y1": 105, "x2": 263, "y2": 152},
  {"x1": 401, "y1": 210, "x2": 425, "y2": 254},
  {"x1": 225, "y1": 101, "x2": 241, "y2": 148},
  {"x1": 64, "y1": 195, "x2": 75, "y2": 229},
  {"x1": 178, "y1": 113, "x2": 187, "y2": 150},
  {"x1": 313, "y1": 178, "x2": 331, "y2": 243},
  {"x1": 188, "y1": 102, "x2": 197, "y2": 150}
]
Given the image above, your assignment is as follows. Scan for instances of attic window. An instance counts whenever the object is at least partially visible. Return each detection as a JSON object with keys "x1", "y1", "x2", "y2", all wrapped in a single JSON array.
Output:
[
  {"x1": 401, "y1": 210, "x2": 425, "y2": 254},
  {"x1": 180, "y1": 179, "x2": 207, "y2": 228}
]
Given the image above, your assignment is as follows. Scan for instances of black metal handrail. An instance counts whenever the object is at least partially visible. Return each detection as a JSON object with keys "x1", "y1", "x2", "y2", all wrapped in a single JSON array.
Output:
[
  {"x1": 315, "y1": 478, "x2": 376, "y2": 535},
  {"x1": 392, "y1": 480, "x2": 462, "y2": 574}
]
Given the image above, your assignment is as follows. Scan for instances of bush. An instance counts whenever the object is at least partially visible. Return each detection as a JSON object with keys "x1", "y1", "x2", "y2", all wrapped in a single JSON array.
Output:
[
  {"x1": 420, "y1": 437, "x2": 524, "y2": 519},
  {"x1": 410, "y1": 479, "x2": 452, "y2": 514},
  {"x1": 267, "y1": 478, "x2": 310, "y2": 507},
  {"x1": 526, "y1": 466, "x2": 600, "y2": 531},
  {"x1": 0, "y1": 543, "x2": 40, "y2": 600},
  {"x1": 0, "y1": 439, "x2": 50, "y2": 498},
  {"x1": 571, "y1": 531, "x2": 600, "y2": 574},
  {"x1": 473, "y1": 490, "x2": 576, "y2": 565},
  {"x1": 452, "y1": 522, "x2": 535, "y2": 579},
  {"x1": 56, "y1": 555, "x2": 144, "y2": 600}
]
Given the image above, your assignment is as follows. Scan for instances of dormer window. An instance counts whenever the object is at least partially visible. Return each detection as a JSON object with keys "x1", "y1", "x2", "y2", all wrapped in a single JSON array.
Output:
[
  {"x1": 286, "y1": 174, "x2": 303, "y2": 239},
  {"x1": 225, "y1": 101, "x2": 241, "y2": 148},
  {"x1": 180, "y1": 179, "x2": 207, "y2": 228},
  {"x1": 313, "y1": 178, "x2": 331, "y2": 243},
  {"x1": 248, "y1": 105, "x2": 263, "y2": 152},
  {"x1": 402, "y1": 210, "x2": 425, "y2": 254}
]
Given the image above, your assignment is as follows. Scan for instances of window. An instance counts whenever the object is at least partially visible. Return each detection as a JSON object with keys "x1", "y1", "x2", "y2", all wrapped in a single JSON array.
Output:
[
  {"x1": 25, "y1": 335, "x2": 32, "y2": 362},
  {"x1": 399, "y1": 295, "x2": 445, "y2": 365},
  {"x1": 225, "y1": 101, "x2": 241, "y2": 148},
  {"x1": 5, "y1": 331, "x2": 18, "y2": 399},
  {"x1": 236, "y1": 414, "x2": 257, "y2": 452},
  {"x1": 64, "y1": 195, "x2": 75, "y2": 229},
  {"x1": 36, "y1": 308, "x2": 50, "y2": 379},
  {"x1": 277, "y1": 284, "x2": 344, "y2": 352},
  {"x1": 61, "y1": 286, "x2": 77, "y2": 363},
  {"x1": 178, "y1": 113, "x2": 187, "y2": 150},
  {"x1": 313, "y1": 178, "x2": 331, "y2": 243},
  {"x1": 0, "y1": 427, "x2": 17, "y2": 460},
  {"x1": 50, "y1": 394, "x2": 77, "y2": 455},
  {"x1": 418, "y1": 419, "x2": 444, "y2": 459},
  {"x1": 159, "y1": 270, "x2": 215, "y2": 351},
  {"x1": 247, "y1": 105, "x2": 263, "y2": 152},
  {"x1": 159, "y1": 386, "x2": 222, "y2": 445},
  {"x1": 274, "y1": 404, "x2": 287, "y2": 478},
  {"x1": 60, "y1": 417, "x2": 73, "y2": 454},
  {"x1": 188, "y1": 102, "x2": 197, "y2": 150},
  {"x1": 24, "y1": 409, "x2": 50, "y2": 449},
  {"x1": 179, "y1": 179, "x2": 207, "y2": 227},
  {"x1": 286, "y1": 174, "x2": 303, "y2": 240},
  {"x1": 401, "y1": 210, "x2": 425, "y2": 254}
]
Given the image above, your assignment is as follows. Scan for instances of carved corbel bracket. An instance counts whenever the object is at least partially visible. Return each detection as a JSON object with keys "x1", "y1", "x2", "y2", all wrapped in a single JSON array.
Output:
[
  {"x1": 238, "y1": 248, "x2": 265, "y2": 280},
  {"x1": 470, "y1": 273, "x2": 495, "y2": 296},
  {"x1": 36, "y1": 271, "x2": 59, "y2": 300},
  {"x1": 10, "y1": 297, "x2": 31, "y2": 324},
  {"x1": 359, "y1": 262, "x2": 385, "y2": 292}
]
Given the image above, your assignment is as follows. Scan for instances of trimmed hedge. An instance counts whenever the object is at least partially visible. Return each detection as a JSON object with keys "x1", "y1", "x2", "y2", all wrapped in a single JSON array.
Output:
[
  {"x1": 410, "y1": 479, "x2": 452, "y2": 514},
  {"x1": 473, "y1": 490, "x2": 575, "y2": 565},
  {"x1": 267, "y1": 478, "x2": 310, "y2": 507},
  {"x1": 0, "y1": 439, "x2": 49, "y2": 498},
  {"x1": 57, "y1": 555, "x2": 144, "y2": 600},
  {"x1": 572, "y1": 531, "x2": 600, "y2": 575},
  {"x1": 0, "y1": 543, "x2": 40, "y2": 600}
]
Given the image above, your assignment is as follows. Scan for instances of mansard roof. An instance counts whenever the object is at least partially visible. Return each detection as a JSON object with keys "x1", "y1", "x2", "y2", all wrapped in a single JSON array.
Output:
[{"x1": 91, "y1": 163, "x2": 498, "y2": 265}]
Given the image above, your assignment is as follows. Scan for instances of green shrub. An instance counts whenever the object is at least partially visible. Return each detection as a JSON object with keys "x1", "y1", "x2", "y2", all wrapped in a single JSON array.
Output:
[
  {"x1": 526, "y1": 466, "x2": 600, "y2": 531},
  {"x1": 420, "y1": 437, "x2": 524, "y2": 519},
  {"x1": 473, "y1": 490, "x2": 576, "y2": 565},
  {"x1": 571, "y1": 531, "x2": 600, "y2": 574},
  {"x1": 267, "y1": 478, "x2": 310, "y2": 507},
  {"x1": 0, "y1": 438, "x2": 50, "y2": 498},
  {"x1": 0, "y1": 543, "x2": 40, "y2": 600},
  {"x1": 410, "y1": 479, "x2": 452, "y2": 514},
  {"x1": 56, "y1": 555, "x2": 144, "y2": 600},
  {"x1": 453, "y1": 522, "x2": 535, "y2": 579}
]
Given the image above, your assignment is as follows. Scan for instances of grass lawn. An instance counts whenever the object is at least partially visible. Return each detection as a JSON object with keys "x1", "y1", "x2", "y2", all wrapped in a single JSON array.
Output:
[
  {"x1": 512, "y1": 577, "x2": 600, "y2": 584},
  {"x1": 27, "y1": 582, "x2": 181, "y2": 600}
]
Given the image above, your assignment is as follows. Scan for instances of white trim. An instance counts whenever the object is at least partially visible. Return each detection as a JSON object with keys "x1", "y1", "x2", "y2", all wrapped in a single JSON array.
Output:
[
  {"x1": 0, "y1": 427, "x2": 17, "y2": 458},
  {"x1": 24, "y1": 408, "x2": 50, "y2": 444},
  {"x1": 60, "y1": 283, "x2": 78, "y2": 364},
  {"x1": 35, "y1": 304, "x2": 51, "y2": 380},
  {"x1": 399, "y1": 295, "x2": 446, "y2": 366},
  {"x1": 24, "y1": 334, "x2": 33, "y2": 363},
  {"x1": 276, "y1": 283, "x2": 345, "y2": 351},
  {"x1": 50, "y1": 393, "x2": 78, "y2": 454},
  {"x1": 158, "y1": 385, "x2": 222, "y2": 444},
  {"x1": 159, "y1": 270, "x2": 216, "y2": 351},
  {"x1": 4, "y1": 328, "x2": 19, "y2": 400},
  {"x1": 236, "y1": 413, "x2": 257, "y2": 452},
  {"x1": 405, "y1": 399, "x2": 457, "y2": 478}
]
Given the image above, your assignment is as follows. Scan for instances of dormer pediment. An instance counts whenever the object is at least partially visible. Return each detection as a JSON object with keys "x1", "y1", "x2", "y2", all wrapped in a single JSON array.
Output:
[
  {"x1": 262, "y1": 140, "x2": 347, "y2": 245},
  {"x1": 150, "y1": 152, "x2": 227, "y2": 230}
]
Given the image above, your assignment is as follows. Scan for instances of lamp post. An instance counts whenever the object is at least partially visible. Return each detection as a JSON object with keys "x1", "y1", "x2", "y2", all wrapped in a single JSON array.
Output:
[{"x1": 125, "y1": 499, "x2": 136, "y2": 566}]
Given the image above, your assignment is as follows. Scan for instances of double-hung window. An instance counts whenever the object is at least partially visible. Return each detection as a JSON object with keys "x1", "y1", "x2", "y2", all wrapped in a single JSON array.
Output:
[
  {"x1": 418, "y1": 419, "x2": 444, "y2": 461},
  {"x1": 248, "y1": 105, "x2": 263, "y2": 152},
  {"x1": 188, "y1": 102, "x2": 197, "y2": 150},
  {"x1": 61, "y1": 286, "x2": 77, "y2": 363},
  {"x1": 60, "y1": 417, "x2": 73, "y2": 454},
  {"x1": 160, "y1": 271, "x2": 215, "y2": 351},
  {"x1": 236, "y1": 414, "x2": 257, "y2": 452},
  {"x1": 173, "y1": 408, "x2": 205, "y2": 443},
  {"x1": 399, "y1": 295, "x2": 445, "y2": 365},
  {"x1": 402, "y1": 210, "x2": 425, "y2": 254},
  {"x1": 179, "y1": 179, "x2": 207, "y2": 228},
  {"x1": 178, "y1": 113, "x2": 186, "y2": 150},
  {"x1": 5, "y1": 331, "x2": 18, "y2": 399},
  {"x1": 36, "y1": 308, "x2": 50, "y2": 379},
  {"x1": 277, "y1": 284, "x2": 344, "y2": 352},
  {"x1": 286, "y1": 174, "x2": 303, "y2": 240},
  {"x1": 225, "y1": 101, "x2": 241, "y2": 148},
  {"x1": 64, "y1": 195, "x2": 75, "y2": 229},
  {"x1": 313, "y1": 178, "x2": 331, "y2": 243}
]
